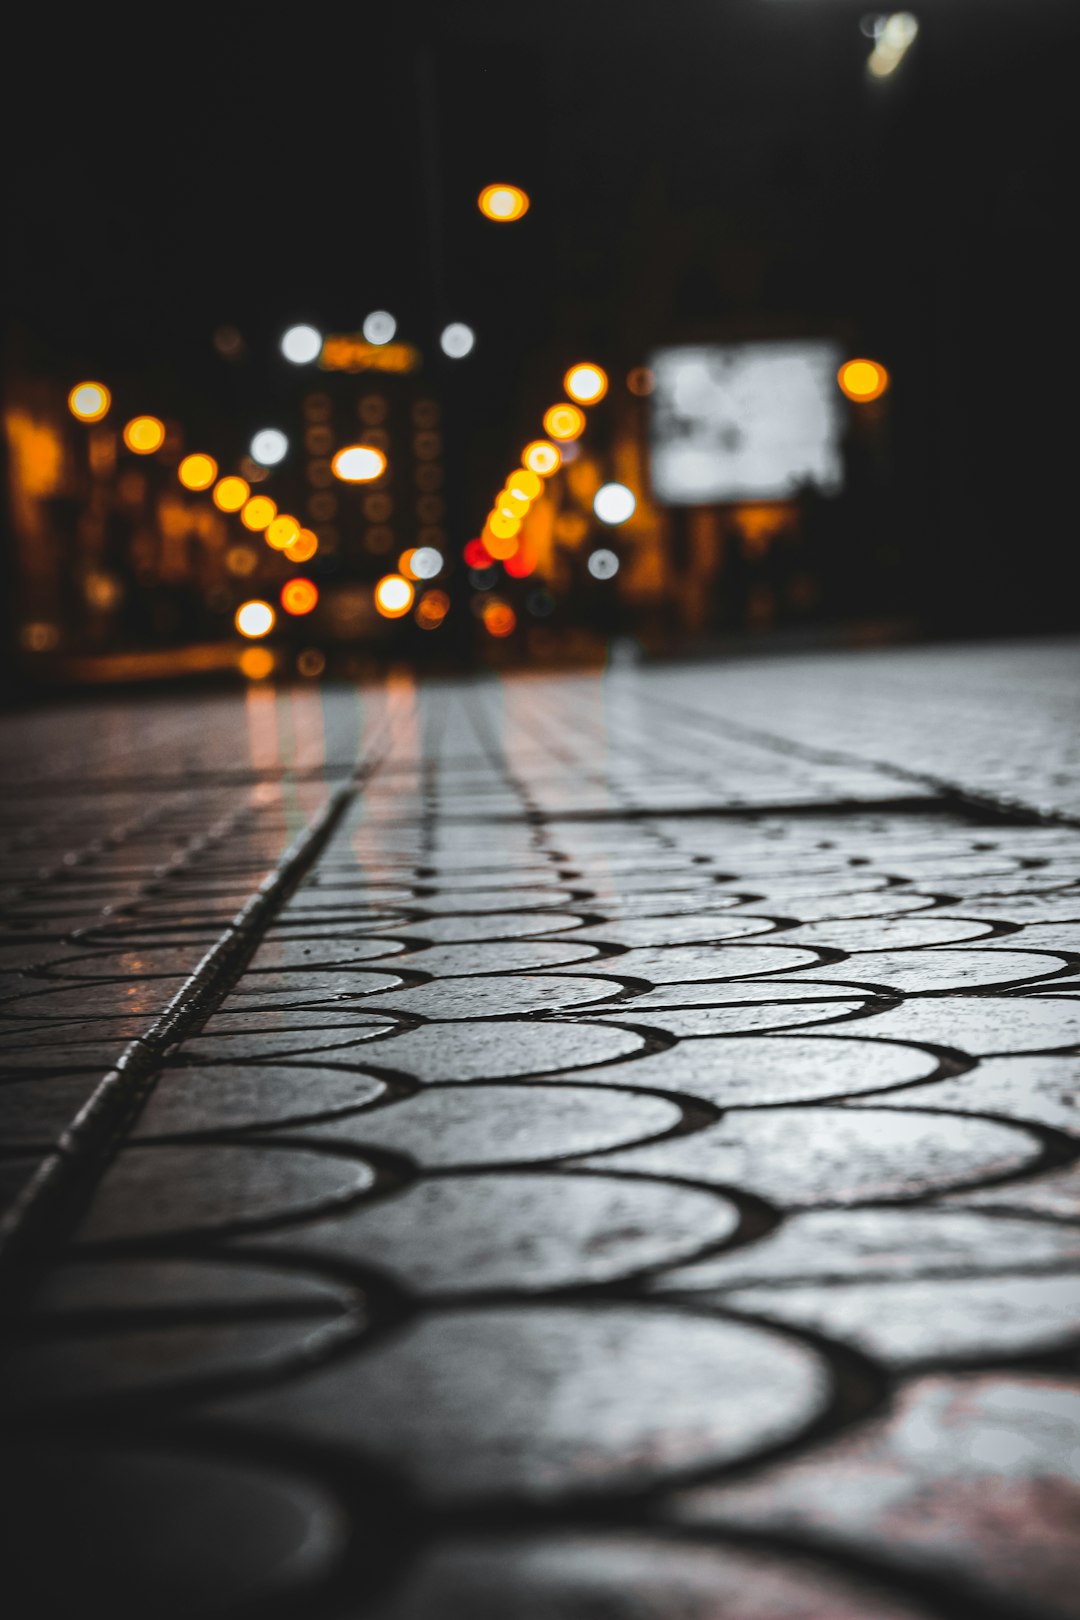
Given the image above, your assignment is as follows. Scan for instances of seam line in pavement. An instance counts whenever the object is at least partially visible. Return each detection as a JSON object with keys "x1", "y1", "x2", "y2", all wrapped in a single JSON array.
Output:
[{"x1": 0, "y1": 780, "x2": 360, "y2": 1293}]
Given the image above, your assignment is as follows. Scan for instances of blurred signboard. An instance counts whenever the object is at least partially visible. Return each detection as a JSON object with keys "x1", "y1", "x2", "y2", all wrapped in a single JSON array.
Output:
[
  {"x1": 319, "y1": 337, "x2": 421, "y2": 373},
  {"x1": 649, "y1": 340, "x2": 844, "y2": 504}
]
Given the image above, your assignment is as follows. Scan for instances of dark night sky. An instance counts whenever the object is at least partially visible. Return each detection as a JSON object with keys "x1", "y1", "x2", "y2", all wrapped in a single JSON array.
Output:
[{"x1": 6, "y1": 0, "x2": 1080, "y2": 627}]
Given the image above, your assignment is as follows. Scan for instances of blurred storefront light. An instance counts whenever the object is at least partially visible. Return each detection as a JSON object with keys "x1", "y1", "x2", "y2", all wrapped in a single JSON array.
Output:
[
  {"x1": 281, "y1": 324, "x2": 322, "y2": 364},
  {"x1": 332, "y1": 445, "x2": 387, "y2": 482},
  {"x1": 68, "y1": 381, "x2": 110, "y2": 422},
  {"x1": 593, "y1": 483, "x2": 636, "y2": 525},
  {"x1": 214, "y1": 475, "x2": 250, "y2": 512},
  {"x1": 123, "y1": 416, "x2": 165, "y2": 454},
  {"x1": 564, "y1": 363, "x2": 608, "y2": 405},
  {"x1": 478, "y1": 183, "x2": 529, "y2": 222},
  {"x1": 375, "y1": 574, "x2": 414, "y2": 618},
  {"x1": 236, "y1": 600, "x2": 275, "y2": 637},
  {"x1": 440, "y1": 322, "x2": 475, "y2": 358},
  {"x1": 250, "y1": 428, "x2": 288, "y2": 466},
  {"x1": 178, "y1": 453, "x2": 218, "y2": 490},
  {"x1": 543, "y1": 403, "x2": 586, "y2": 441},
  {"x1": 837, "y1": 357, "x2": 890, "y2": 402}
]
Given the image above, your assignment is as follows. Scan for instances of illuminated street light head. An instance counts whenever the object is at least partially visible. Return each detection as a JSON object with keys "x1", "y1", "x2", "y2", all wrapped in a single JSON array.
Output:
[
  {"x1": 564, "y1": 363, "x2": 609, "y2": 405},
  {"x1": 68, "y1": 381, "x2": 110, "y2": 422},
  {"x1": 478, "y1": 183, "x2": 529, "y2": 222}
]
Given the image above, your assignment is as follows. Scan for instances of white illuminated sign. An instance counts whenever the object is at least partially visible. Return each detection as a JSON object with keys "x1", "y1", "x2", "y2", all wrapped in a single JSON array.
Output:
[{"x1": 649, "y1": 340, "x2": 844, "y2": 504}]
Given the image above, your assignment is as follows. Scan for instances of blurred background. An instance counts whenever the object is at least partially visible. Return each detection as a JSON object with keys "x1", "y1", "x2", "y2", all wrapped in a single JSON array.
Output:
[{"x1": 3, "y1": 0, "x2": 1077, "y2": 692}]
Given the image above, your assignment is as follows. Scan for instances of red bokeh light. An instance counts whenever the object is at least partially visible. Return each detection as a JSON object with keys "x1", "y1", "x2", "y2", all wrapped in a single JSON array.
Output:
[
  {"x1": 503, "y1": 543, "x2": 536, "y2": 578},
  {"x1": 464, "y1": 537, "x2": 492, "y2": 568}
]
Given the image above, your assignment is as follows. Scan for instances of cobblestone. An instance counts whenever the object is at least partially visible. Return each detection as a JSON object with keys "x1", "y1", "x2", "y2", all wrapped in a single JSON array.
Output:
[{"x1": 2, "y1": 641, "x2": 1080, "y2": 1618}]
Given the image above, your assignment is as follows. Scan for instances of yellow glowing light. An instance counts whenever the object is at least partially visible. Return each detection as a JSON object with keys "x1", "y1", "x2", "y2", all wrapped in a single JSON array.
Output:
[
  {"x1": 239, "y1": 646, "x2": 275, "y2": 679},
  {"x1": 123, "y1": 415, "x2": 165, "y2": 454},
  {"x1": 478, "y1": 183, "x2": 530, "y2": 222},
  {"x1": 483, "y1": 523, "x2": 520, "y2": 562},
  {"x1": 236, "y1": 600, "x2": 275, "y2": 638},
  {"x1": 375, "y1": 574, "x2": 415, "y2": 618},
  {"x1": 487, "y1": 510, "x2": 522, "y2": 540},
  {"x1": 68, "y1": 381, "x2": 111, "y2": 423},
  {"x1": 838, "y1": 358, "x2": 890, "y2": 402},
  {"x1": 214, "y1": 475, "x2": 250, "y2": 512},
  {"x1": 285, "y1": 528, "x2": 318, "y2": 563},
  {"x1": 265, "y1": 513, "x2": 301, "y2": 551},
  {"x1": 398, "y1": 547, "x2": 419, "y2": 579},
  {"x1": 564, "y1": 363, "x2": 608, "y2": 405},
  {"x1": 241, "y1": 495, "x2": 277, "y2": 532},
  {"x1": 178, "y1": 452, "x2": 218, "y2": 490},
  {"x1": 497, "y1": 488, "x2": 530, "y2": 517},
  {"x1": 507, "y1": 468, "x2": 542, "y2": 502},
  {"x1": 281, "y1": 578, "x2": 319, "y2": 616},
  {"x1": 332, "y1": 444, "x2": 387, "y2": 482},
  {"x1": 523, "y1": 439, "x2": 561, "y2": 476},
  {"x1": 543, "y1": 403, "x2": 586, "y2": 441}
]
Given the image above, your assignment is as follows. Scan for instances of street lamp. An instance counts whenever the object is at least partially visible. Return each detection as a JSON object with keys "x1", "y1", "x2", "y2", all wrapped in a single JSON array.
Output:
[{"x1": 478, "y1": 184, "x2": 529, "y2": 222}]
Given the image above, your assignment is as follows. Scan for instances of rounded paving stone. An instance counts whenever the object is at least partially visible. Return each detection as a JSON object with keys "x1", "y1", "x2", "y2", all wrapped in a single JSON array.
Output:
[
  {"x1": 758, "y1": 891, "x2": 938, "y2": 923},
  {"x1": 781, "y1": 916, "x2": 998, "y2": 951},
  {"x1": 175, "y1": 1022, "x2": 395, "y2": 1061},
  {"x1": 562, "y1": 1035, "x2": 938, "y2": 1108},
  {"x1": 366, "y1": 940, "x2": 603, "y2": 976},
  {"x1": 590, "y1": 1106, "x2": 1041, "y2": 1207},
  {"x1": 626, "y1": 977, "x2": 878, "y2": 1011},
  {"x1": 43, "y1": 946, "x2": 212, "y2": 980},
  {"x1": 131, "y1": 1064, "x2": 386, "y2": 1137},
  {"x1": 415, "y1": 887, "x2": 578, "y2": 914},
  {"x1": 2, "y1": 1438, "x2": 346, "y2": 1616},
  {"x1": 289, "y1": 1082, "x2": 681, "y2": 1165},
  {"x1": 835, "y1": 995, "x2": 1080, "y2": 1055},
  {"x1": 366, "y1": 1532, "x2": 937, "y2": 1620},
  {"x1": 601, "y1": 1001, "x2": 869, "y2": 1037},
  {"x1": 377, "y1": 911, "x2": 584, "y2": 943},
  {"x1": 245, "y1": 1170, "x2": 740, "y2": 1293},
  {"x1": 206, "y1": 1303, "x2": 828, "y2": 1502},
  {"x1": 363, "y1": 1019, "x2": 646, "y2": 1082},
  {"x1": 569, "y1": 914, "x2": 778, "y2": 947},
  {"x1": 844, "y1": 1053, "x2": 1080, "y2": 1134},
  {"x1": 792, "y1": 948, "x2": 1069, "y2": 994},
  {"x1": 73, "y1": 1142, "x2": 377, "y2": 1245},
  {"x1": 366, "y1": 973, "x2": 622, "y2": 1020},
  {"x1": 609, "y1": 944, "x2": 825, "y2": 984},
  {"x1": 0, "y1": 977, "x2": 189, "y2": 1019},
  {"x1": 221, "y1": 968, "x2": 405, "y2": 1005}
]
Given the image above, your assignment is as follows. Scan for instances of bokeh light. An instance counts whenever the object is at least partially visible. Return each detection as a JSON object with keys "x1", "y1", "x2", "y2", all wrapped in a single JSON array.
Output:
[
  {"x1": 482, "y1": 599, "x2": 517, "y2": 637},
  {"x1": 588, "y1": 547, "x2": 620, "y2": 579},
  {"x1": 564, "y1": 363, "x2": 608, "y2": 405},
  {"x1": 504, "y1": 542, "x2": 537, "y2": 578},
  {"x1": 375, "y1": 574, "x2": 415, "y2": 618},
  {"x1": 838, "y1": 358, "x2": 890, "y2": 402},
  {"x1": 123, "y1": 416, "x2": 165, "y2": 454},
  {"x1": 265, "y1": 513, "x2": 301, "y2": 551},
  {"x1": 281, "y1": 324, "x2": 322, "y2": 364},
  {"x1": 626, "y1": 366, "x2": 655, "y2": 396},
  {"x1": 214, "y1": 475, "x2": 250, "y2": 512},
  {"x1": 416, "y1": 589, "x2": 451, "y2": 629},
  {"x1": 507, "y1": 468, "x2": 542, "y2": 502},
  {"x1": 285, "y1": 528, "x2": 319, "y2": 563},
  {"x1": 68, "y1": 382, "x2": 110, "y2": 422},
  {"x1": 280, "y1": 578, "x2": 319, "y2": 615},
  {"x1": 593, "y1": 482, "x2": 636, "y2": 525},
  {"x1": 250, "y1": 428, "x2": 288, "y2": 466},
  {"x1": 497, "y1": 488, "x2": 530, "y2": 517},
  {"x1": 411, "y1": 546, "x2": 443, "y2": 579},
  {"x1": 543, "y1": 403, "x2": 586, "y2": 441},
  {"x1": 225, "y1": 546, "x2": 258, "y2": 576},
  {"x1": 178, "y1": 453, "x2": 218, "y2": 490},
  {"x1": 440, "y1": 322, "x2": 475, "y2": 358},
  {"x1": 523, "y1": 440, "x2": 561, "y2": 476},
  {"x1": 236, "y1": 600, "x2": 275, "y2": 638},
  {"x1": 478, "y1": 183, "x2": 529, "y2": 222},
  {"x1": 363, "y1": 310, "x2": 397, "y2": 345},
  {"x1": 238, "y1": 646, "x2": 275, "y2": 679},
  {"x1": 297, "y1": 648, "x2": 326, "y2": 677},
  {"x1": 332, "y1": 445, "x2": 387, "y2": 482},
  {"x1": 241, "y1": 495, "x2": 277, "y2": 532},
  {"x1": 487, "y1": 510, "x2": 521, "y2": 541},
  {"x1": 464, "y1": 538, "x2": 491, "y2": 568}
]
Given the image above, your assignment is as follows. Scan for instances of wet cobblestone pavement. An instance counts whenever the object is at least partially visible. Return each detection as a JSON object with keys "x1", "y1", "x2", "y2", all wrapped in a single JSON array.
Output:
[{"x1": 2, "y1": 639, "x2": 1080, "y2": 1619}]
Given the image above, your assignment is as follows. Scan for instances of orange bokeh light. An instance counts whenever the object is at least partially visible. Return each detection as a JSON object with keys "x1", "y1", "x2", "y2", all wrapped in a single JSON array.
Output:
[
  {"x1": 280, "y1": 578, "x2": 319, "y2": 615},
  {"x1": 241, "y1": 495, "x2": 277, "y2": 532},
  {"x1": 265, "y1": 513, "x2": 301, "y2": 550},
  {"x1": 284, "y1": 528, "x2": 319, "y2": 563},
  {"x1": 564, "y1": 363, "x2": 608, "y2": 405},
  {"x1": 214, "y1": 475, "x2": 250, "y2": 512},
  {"x1": 838, "y1": 358, "x2": 890, "y2": 402},
  {"x1": 374, "y1": 574, "x2": 415, "y2": 618},
  {"x1": 68, "y1": 381, "x2": 111, "y2": 422},
  {"x1": 415, "y1": 588, "x2": 450, "y2": 629},
  {"x1": 523, "y1": 440, "x2": 561, "y2": 476},
  {"x1": 483, "y1": 600, "x2": 517, "y2": 638},
  {"x1": 178, "y1": 453, "x2": 218, "y2": 490},
  {"x1": 542, "y1": 402, "x2": 586, "y2": 441},
  {"x1": 477, "y1": 183, "x2": 530, "y2": 222},
  {"x1": 123, "y1": 415, "x2": 165, "y2": 454}
]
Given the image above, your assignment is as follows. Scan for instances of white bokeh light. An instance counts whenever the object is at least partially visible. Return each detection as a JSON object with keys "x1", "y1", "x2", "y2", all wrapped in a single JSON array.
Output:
[
  {"x1": 363, "y1": 310, "x2": 397, "y2": 346},
  {"x1": 593, "y1": 483, "x2": 636, "y2": 525},
  {"x1": 280, "y1": 324, "x2": 322, "y2": 364},
  {"x1": 411, "y1": 546, "x2": 444, "y2": 579},
  {"x1": 587, "y1": 548, "x2": 620, "y2": 580},
  {"x1": 440, "y1": 322, "x2": 475, "y2": 359},
  {"x1": 250, "y1": 428, "x2": 289, "y2": 466}
]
